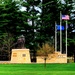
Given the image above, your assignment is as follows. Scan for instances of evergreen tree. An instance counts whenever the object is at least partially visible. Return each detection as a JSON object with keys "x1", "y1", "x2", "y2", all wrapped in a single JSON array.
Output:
[
  {"x1": 0, "y1": 0, "x2": 29, "y2": 60},
  {"x1": 39, "y1": 0, "x2": 59, "y2": 46}
]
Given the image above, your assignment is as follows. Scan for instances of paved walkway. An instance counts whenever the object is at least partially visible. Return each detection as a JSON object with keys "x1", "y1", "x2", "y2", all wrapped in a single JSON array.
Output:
[{"x1": 0, "y1": 61, "x2": 10, "y2": 64}]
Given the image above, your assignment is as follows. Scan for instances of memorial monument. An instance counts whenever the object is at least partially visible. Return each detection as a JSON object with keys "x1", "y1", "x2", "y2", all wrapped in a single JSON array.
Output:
[{"x1": 11, "y1": 35, "x2": 31, "y2": 63}]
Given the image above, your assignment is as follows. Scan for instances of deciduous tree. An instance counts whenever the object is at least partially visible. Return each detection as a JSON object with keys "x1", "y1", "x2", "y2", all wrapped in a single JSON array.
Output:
[{"x1": 37, "y1": 42, "x2": 54, "y2": 67}]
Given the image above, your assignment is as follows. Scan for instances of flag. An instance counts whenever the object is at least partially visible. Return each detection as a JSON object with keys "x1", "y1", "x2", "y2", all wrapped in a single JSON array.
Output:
[
  {"x1": 62, "y1": 15, "x2": 69, "y2": 20},
  {"x1": 56, "y1": 25, "x2": 64, "y2": 30}
]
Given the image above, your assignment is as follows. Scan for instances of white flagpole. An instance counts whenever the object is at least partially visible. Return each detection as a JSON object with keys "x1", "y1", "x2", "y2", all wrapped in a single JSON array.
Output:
[
  {"x1": 60, "y1": 11, "x2": 62, "y2": 54},
  {"x1": 55, "y1": 22, "x2": 57, "y2": 52},
  {"x1": 66, "y1": 20, "x2": 67, "y2": 56}
]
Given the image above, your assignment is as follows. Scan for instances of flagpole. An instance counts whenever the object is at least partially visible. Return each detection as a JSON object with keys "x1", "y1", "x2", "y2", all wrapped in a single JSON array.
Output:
[
  {"x1": 55, "y1": 22, "x2": 57, "y2": 52},
  {"x1": 62, "y1": 14, "x2": 69, "y2": 63},
  {"x1": 60, "y1": 11, "x2": 62, "y2": 54},
  {"x1": 66, "y1": 20, "x2": 67, "y2": 56}
]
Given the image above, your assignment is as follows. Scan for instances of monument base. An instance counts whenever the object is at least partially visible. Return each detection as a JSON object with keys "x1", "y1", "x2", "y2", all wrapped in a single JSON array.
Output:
[
  {"x1": 11, "y1": 49, "x2": 31, "y2": 63},
  {"x1": 37, "y1": 51, "x2": 67, "y2": 63}
]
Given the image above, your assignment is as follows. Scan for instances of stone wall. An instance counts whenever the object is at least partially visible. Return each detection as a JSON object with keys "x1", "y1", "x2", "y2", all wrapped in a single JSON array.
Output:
[{"x1": 37, "y1": 51, "x2": 67, "y2": 63}]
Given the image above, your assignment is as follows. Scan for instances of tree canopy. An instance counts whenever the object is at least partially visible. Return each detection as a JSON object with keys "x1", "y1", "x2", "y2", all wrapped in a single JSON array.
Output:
[{"x1": 0, "y1": 0, "x2": 75, "y2": 60}]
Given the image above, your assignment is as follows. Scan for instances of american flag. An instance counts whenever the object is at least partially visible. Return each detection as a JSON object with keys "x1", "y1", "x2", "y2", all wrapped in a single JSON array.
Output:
[{"x1": 62, "y1": 15, "x2": 69, "y2": 20}]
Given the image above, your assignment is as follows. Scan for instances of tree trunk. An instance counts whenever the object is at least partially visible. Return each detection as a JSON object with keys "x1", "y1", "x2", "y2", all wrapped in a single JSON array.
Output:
[
  {"x1": 44, "y1": 58, "x2": 47, "y2": 68},
  {"x1": 74, "y1": 50, "x2": 75, "y2": 62}
]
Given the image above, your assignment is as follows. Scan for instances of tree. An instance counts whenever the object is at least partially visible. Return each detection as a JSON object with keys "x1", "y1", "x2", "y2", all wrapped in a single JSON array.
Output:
[
  {"x1": 0, "y1": 33, "x2": 14, "y2": 60},
  {"x1": 0, "y1": 1, "x2": 29, "y2": 60},
  {"x1": 37, "y1": 42, "x2": 54, "y2": 67},
  {"x1": 20, "y1": 0, "x2": 41, "y2": 62},
  {"x1": 60, "y1": 0, "x2": 74, "y2": 54},
  {"x1": 38, "y1": 0, "x2": 60, "y2": 46}
]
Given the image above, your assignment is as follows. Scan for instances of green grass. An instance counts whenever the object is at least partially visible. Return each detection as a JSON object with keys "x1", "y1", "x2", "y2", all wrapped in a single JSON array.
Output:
[{"x1": 0, "y1": 63, "x2": 75, "y2": 75}]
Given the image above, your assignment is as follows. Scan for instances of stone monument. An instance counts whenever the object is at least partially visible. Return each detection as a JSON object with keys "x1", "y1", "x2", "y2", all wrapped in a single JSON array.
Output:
[{"x1": 11, "y1": 35, "x2": 31, "y2": 63}]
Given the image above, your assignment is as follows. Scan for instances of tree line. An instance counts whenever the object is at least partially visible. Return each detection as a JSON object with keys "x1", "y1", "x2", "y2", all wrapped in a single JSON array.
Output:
[{"x1": 0, "y1": 0, "x2": 75, "y2": 61}]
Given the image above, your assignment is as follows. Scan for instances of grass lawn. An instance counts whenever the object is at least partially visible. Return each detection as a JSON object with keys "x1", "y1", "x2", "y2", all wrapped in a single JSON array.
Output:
[{"x1": 0, "y1": 63, "x2": 75, "y2": 75}]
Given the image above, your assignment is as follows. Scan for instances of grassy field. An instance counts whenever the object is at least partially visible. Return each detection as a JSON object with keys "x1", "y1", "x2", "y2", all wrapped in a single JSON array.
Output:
[{"x1": 0, "y1": 63, "x2": 75, "y2": 75}]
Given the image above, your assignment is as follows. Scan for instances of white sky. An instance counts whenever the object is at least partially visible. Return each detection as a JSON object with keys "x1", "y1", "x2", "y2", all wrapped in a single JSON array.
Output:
[
  {"x1": 20, "y1": 6, "x2": 41, "y2": 13},
  {"x1": 20, "y1": 7, "x2": 26, "y2": 11}
]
